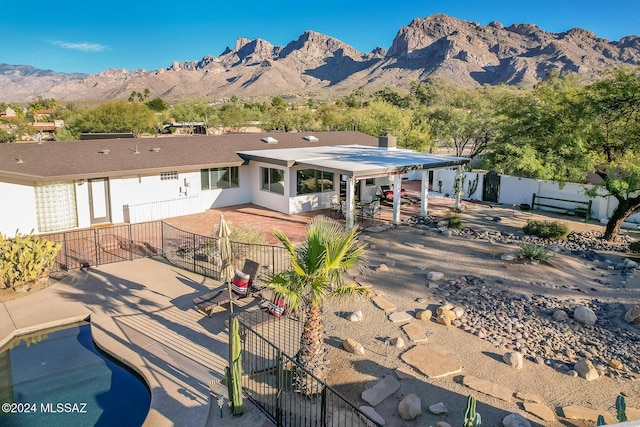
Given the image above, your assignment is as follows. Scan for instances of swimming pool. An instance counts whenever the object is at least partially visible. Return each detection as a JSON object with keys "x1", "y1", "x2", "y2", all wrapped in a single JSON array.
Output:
[{"x1": 0, "y1": 323, "x2": 150, "y2": 427}]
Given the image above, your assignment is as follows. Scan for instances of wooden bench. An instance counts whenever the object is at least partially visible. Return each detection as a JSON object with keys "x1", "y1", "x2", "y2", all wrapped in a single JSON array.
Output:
[
  {"x1": 193, "y1": 259, "x2": 261, "y2": 316},
  {"x1": 531, "y1": 193, "x2": 592, "y2": 222}
]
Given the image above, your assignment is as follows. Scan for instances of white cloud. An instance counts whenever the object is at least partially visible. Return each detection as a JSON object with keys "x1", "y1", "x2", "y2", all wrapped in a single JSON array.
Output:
[{"x1": 51, "y1": 40, "x2": 108, "y2": 52}]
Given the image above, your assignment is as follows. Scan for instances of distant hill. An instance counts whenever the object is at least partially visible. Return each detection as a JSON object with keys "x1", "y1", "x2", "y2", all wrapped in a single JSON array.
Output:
[{"x1": 2, "y1": 14, "x2": 639, "y2": 102}]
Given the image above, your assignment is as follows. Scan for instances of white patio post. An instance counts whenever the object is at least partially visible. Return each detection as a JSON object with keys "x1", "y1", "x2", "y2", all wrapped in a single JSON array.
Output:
[
  {"x1": 392, "y1": 174, "x2": 401, "y2": 224},
  {"x1": 345, "y1": 176, "x2": 356, "y2": 230},
  {"x1": 420, "y1": 169, "x2": 429, "y2": 217}
]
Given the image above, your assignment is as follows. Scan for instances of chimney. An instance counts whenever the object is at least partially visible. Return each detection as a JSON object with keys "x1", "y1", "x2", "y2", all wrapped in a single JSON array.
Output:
[{"x1": 378, "y1": 128, "x2": 397, "y2": 150}]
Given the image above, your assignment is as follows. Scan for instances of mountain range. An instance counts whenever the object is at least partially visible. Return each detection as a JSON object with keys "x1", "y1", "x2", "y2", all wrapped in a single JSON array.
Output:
[{"x1": 1, "y1": 14, "x2": 639, "y2": 102}]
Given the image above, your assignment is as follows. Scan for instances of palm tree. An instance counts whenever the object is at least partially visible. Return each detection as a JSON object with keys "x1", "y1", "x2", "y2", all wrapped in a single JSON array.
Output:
[{"x1": 265, "y1": 215, "x2": 368, "y2": 394}]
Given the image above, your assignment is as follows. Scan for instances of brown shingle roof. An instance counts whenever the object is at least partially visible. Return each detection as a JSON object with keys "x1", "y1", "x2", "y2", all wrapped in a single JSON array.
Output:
[{"x1": 0, "y1": 131, "x2": 378, "y2": 182}]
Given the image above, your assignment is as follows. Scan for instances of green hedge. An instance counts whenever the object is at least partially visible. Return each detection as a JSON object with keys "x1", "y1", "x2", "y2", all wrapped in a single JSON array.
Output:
[{"x1": 522, "y1": 220, "x2": 570, "y2": 239}]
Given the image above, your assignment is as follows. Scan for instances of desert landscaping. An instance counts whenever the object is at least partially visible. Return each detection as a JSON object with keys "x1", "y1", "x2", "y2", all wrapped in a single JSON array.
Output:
[{"x1": 319, "y1": 199, "x2": 640, "y2": 427}]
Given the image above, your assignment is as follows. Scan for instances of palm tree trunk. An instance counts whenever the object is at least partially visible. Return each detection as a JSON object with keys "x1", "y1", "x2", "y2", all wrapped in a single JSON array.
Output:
[{"x1": 293, "y1": 303, "x2": 328, "y2": 395}]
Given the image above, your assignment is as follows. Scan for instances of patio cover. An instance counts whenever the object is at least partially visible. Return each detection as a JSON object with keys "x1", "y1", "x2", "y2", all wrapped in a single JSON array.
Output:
[{"x1": 238, "y1": 145, "x2": 470, "y2": 229}]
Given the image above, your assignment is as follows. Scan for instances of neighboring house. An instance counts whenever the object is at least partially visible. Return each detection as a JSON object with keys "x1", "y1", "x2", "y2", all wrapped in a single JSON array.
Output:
[
  {"x1": 0, "y1": 131, "x2": 468, "y2": 235},
  {"x1": 0, "y1": 107, "x2": 17, "y2": 118},
  {"x1": 30, "y1": 120, "x2": 65, "y2": 141}
]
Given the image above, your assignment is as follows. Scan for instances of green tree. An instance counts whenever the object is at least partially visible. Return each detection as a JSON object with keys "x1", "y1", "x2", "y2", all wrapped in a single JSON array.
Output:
[
  {"x1": 265, "y1": 216, "x2": 368, "y2": 393},
  {"x1": 145, "y1": 97, "x2": 168, "y2": 112},
  {"x1": 0, "y1": 127, "x2": 15, "y2": 143},
  {"x1": 271, "y1": 96, "x2": 286, "y2": 109},
  {"x1": 486, "y1": 70, "x2": 640, "y2": 240},
  {"x1": 67, "y1": 100, "x2": 157, "y2": 136}
]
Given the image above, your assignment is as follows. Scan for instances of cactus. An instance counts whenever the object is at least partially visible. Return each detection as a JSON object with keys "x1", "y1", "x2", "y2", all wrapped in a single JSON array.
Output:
[
  {"x1": 467, "y1": 173, "x2": 479, "y2": 199},
  {"x1": 226, "y1": 316, "x2": 243, "y2": 416},
  {"x1": 464, "y1": 395, "x2": 481, "y2": 427},
  {"x1": 616, "y1": 395, "x2": 627, "y2": 422},
  {"x1": 0, "y1": 231, "x2": 61, "y2": 289},
  {"x1": 597, "y1": 415, "x2": 607, "y2": 426}
]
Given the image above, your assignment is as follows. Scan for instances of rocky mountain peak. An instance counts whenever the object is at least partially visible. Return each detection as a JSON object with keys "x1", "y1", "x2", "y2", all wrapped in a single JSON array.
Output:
[{"x1": 279, "y1": 30, "x2": 362, "y2": 61}]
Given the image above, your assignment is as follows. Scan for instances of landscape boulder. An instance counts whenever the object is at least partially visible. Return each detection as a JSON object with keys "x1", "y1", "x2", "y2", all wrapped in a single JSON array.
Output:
[
  {"x1": 427, "y1": 271, "x2": 445, "y2": 281},
  {"x1": 398, "y1": 394, "x2": 422, "y2": 421},
  {"x1": 416, "y1": 309, "x2": 432, "y2": 321},
  {"x1": 624, "y1": 305, "x2": 640, "y2": 325},
  {"x1": 428, "y1": 402, "x2": 447, "y2": 415},
  {"x1": 574, "y1": 358, "x2": 599, "y2": 381},
  {"x1": 343, "y1": 338, "x2": 365, "y2": 355},
  {"x1": 503, "y1": 351, "x2": 524, "y2": 369},
  {"x1": 347, "y1": 310, "x2": 363, "y2": 322},
  {"x1": 502, "y1": 413, "x2": 532, "y2": 427},
  {"x1": 573, "y1": 306, "x2": 597, "y2": 326},
  {"x1": 552, "y1": 310, "x2": 569, "y2": 321}
]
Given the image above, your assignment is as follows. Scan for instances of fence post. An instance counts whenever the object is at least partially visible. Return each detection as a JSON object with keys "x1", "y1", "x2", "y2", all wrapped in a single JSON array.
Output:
[
  {"x1": 160, "y1": 221, "x2": 165, "y2": 257},
  {"x1": 276, "y1": 349, "x2": 284, "y2": 427},
  {"x1": 128, "y1": 224, "x2": 134, "y2": 261},
  {"x1": 531, "y1": 193, "x2": 537, "y2": 210},
  {"x1": 192, "y1": 232, "x2": 197, "y2": 273},
  {"x1": 320, "y1": 385, "x2": 327, "y2": 427},
  {"x1": 63, "y1": 232, "x2": 69, "y2": 271},
  {"x1": 94, "y1": 229, "x2": 100, "y2": 267}
]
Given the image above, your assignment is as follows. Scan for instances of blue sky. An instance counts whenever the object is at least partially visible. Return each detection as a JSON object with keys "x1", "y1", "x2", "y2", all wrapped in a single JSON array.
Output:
[{"x1": 2, "y1": 0, "x2": 638, "y2": 74}]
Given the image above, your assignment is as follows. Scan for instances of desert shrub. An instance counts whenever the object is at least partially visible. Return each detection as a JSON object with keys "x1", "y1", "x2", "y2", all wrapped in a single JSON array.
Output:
[
  {"x1": 629, "y1": 241, "x2": 640, "y2": 253},
  {"x1": 516, "y1": 244, "x2": 550, "y2": 262},
  {"x1": 522, "y1": 220, "x2": 570, "y2": 239},
  {"x1": 0, "y1": 231, "x2": 61, "y2": 289},
  {"x1": 448, "y1": 214, "x2": 462, "y2": 228}
]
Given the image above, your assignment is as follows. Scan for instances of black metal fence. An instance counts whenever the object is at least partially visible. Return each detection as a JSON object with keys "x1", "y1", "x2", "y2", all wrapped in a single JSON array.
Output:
[
  {"x1": 42, "y1": 221, "x2": 290, "y2": 280},
  {"x1": 42, "y1": 221, "x2": 163, "y2": 273},
  {"x1": 235, "y1": 310, "x2": 382, "y2": 427}
]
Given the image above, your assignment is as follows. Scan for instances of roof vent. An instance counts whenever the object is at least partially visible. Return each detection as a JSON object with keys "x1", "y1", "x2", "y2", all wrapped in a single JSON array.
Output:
[
  {"x1": 99, "y1": 149, "x2": 111, "y2": 154},
  {"x1": 303, "y1": 135, "x2": 319, "y2": 142},
  {"x1": 132, "y1": 144, "x2": 140, "y2": 154},
  {"x1": 150, "y1": 147, "x2": 161, "y2": 152},
  {"x1": 16, "y1": 155, "x2": 24, "y2": 164},
  {"x1": 261, "y1": 136, "x2": 278, "y2": 144}
]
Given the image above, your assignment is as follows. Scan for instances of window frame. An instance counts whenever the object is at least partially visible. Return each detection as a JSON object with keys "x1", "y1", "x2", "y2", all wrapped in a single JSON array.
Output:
[
  {"x1": 261, "y1": 167, "x2": 285, "y2": 195},
  {"x1": 296, "y1": 168, "x2": 335, "y2": 195},
  {"x1": 200, "y1": 166, "x2": 239, "y2": 190}
]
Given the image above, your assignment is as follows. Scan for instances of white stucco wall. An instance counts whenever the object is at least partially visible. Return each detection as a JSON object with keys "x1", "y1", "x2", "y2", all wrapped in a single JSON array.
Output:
[
  {"x1": 0, "y1": 181, "x2": 38, "y2": 235},
  {"x1": 247, "y1": 162, "x2": 291, "y2": 214}
]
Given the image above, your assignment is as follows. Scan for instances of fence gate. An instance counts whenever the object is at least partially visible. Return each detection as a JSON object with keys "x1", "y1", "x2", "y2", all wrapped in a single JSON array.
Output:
[{"x1": 482, "y1": 170, "x2": 501, "y2": 203}]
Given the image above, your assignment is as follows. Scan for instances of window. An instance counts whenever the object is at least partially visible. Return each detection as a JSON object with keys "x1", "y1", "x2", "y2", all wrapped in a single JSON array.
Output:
[
  {"x1": 297, "y1": 169, "x2": 334, "y2": 194},
  {"x1": 160, "y1": 171, "x2": 178, "y2": 181},
  {"x1": 35, "y1": 182, "x2": 78, "y2": 232},
  {"x1": 201, "y1": 167, "x2": 239, "y2": 190},
  {"x1": 261, "y1": 167, "x2": 285, "y2": 195},
  {"x1": 365, "y1": 178, "x2": 375, "y2": 186}
]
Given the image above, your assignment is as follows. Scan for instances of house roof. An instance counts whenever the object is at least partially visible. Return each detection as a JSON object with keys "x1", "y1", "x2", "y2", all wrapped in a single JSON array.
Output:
[
  {"x1": 0, "y1": 131, "x2": 379, "y2": 182},
  {"x1": 238, "y1": 145, "x2": 469, "y2": 178}
]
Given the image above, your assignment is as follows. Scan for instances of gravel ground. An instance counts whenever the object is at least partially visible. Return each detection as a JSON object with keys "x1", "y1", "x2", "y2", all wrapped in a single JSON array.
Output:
[{"x1": 322, "y1": 204, "x2": 640, "y2": 427}]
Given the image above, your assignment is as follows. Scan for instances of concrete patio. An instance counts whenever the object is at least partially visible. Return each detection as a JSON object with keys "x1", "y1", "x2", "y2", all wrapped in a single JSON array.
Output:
[{"x1": 0, "y1": 257, "x2": 272, "y2": 426}]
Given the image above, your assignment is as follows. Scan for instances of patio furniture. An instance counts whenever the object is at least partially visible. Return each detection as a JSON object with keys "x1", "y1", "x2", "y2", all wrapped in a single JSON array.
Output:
[
  {"x1": 378, "y1": 184, "x2": 419, "y2": 205},
  {"x1": 361, "y1": 199, "x2": 381, "y2": 223},
  {"x1": 193, "y1": 259, "x2": 261, "y2": 317}
]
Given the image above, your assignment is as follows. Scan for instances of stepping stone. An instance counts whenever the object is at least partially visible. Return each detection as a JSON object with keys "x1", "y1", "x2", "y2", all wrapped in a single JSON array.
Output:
[
  {"x1": 395, "y1": 367, "x2": 417, "y2": 380},
  {"x1": 359, "y1": 406, "x2": 385, "y2": 426},
  {"x1": 372, "y1": 296, "x2": 396, "y2": 312},
  {"x1": 361, "y1": 375, "x2": 400, "y2": 406},
  {"x1": 523, "y1": 402, "x2": 556, "y2": 421},
  {"x1": 402, "y1": 323, "x2": 429, "y2": 343},
  {"x1": 365, "y1": 226, "x2": 387, "y2": 233},
  {"x1": 561, "y1": 406, "x2": 616, "y2": 424},
  {"x1": 515, "y1": 392, "x2": 542, "y2": 403},
  {"x1": 401, "y1": 346, "x2": 462, "y2": 378},
  {"x1": 462, "y1": 376, "x2": 513, "y2": 402},
  {"x1": 388, "y1": 311, "x2": 413, "y2": 323}
]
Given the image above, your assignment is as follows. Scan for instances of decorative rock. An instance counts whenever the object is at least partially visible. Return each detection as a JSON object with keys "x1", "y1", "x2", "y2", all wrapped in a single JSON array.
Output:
[
  {"x1": 501, "y1": 253, "x2": 517, "y2": 261},
  {"x1": 625, "y1": 305, "x2": 640, "y2": 325},
  {"x1": 376, "y1": 264, "x2": 389, "y2": 272},
  {"x1": 462, "y1": 375, "x2": 513, "y2": 402},
  {"x1": 552, "y1": 310, "x2": 569, "y2": 321},
  {"x1": 398, "y1": 394, "x2": 421, "y2": 421},
  {"x1": 523, "y1": 402, "x2": 556, "y2": 421},
  {"x1": 436, "y1": 307, "x2": 457, "y2": 321},
  {"x1": 361, "y1": 375, "x2": 400, "y2": 406},
  {"x1": 390, "y1": 337, "x2": 405, "y2": 348},
  {"x1": 436, "y1": 423, "x2": 452, "y2": 427},
  {"x1": 388, "y1": 311, "x2": 413, "y2": 323},
  {"x1": 502, "y1": 413, "x2": 532, "y2": 427},
  {"x1": 574, "y1": 358, "x2": 599, "y2": 381},
  {"x1": 428, "y1": 402, "x2": 447, "y2": 415},
  {"x1": 427, "y1": 271, "x2": 445, "y2": 281},
  {"x1": 573, "y1": 306, "x2": 597, "y2": 326},
  {"x1": 347, "y1": 311, "x2": 363, "y2": 322},
  {"x1": 359, "y1": 406, "x2": 385, "y2": 426},
  {"x1": 452, "y1": 306, "x2": 465, "y2": 318},
  {"x1": 436, "y1": 315, "x2": 452, "y2": 326},
  {"x1": 395, "y1": 367, "x2": 417, "y2": 380},
  {"x1": 416, "y1": 309, "x2": 432, "y2": 321},
  {"x1": 608, "y1": 359, "x2": 623, "y2": 370},
  {"x1": 503, "y1": 351, "x2": 524, "y2": 369},
  {"x1": 343, "y1": 338, "x2": 365, "y2": 355}
]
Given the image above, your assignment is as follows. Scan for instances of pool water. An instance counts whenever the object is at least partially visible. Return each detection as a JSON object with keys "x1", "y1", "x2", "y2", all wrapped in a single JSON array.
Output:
[{"x1": 0, "y1": 323, "x2": 150, "y2": 427}]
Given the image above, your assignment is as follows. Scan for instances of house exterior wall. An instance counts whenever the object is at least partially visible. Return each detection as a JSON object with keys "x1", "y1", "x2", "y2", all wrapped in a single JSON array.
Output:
[
  {"x1": 247, "y1": 161, "x2": 291, "y2": 214},
  {"x1": 0, "y1": 181, "x2": 38, "y2": 235}
]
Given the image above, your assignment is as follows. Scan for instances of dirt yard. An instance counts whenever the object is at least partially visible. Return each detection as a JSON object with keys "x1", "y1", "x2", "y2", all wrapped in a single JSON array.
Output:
[{"x1": 322, "y1": 201, "x2": 640, "y2": 427}]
